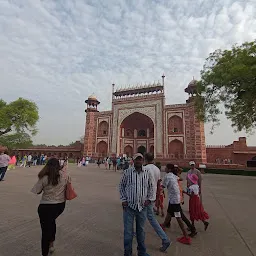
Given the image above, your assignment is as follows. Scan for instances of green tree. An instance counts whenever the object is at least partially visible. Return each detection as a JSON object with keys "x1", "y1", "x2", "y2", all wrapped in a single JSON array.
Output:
[
  {"x1": 0, "y1": 98, "x2": 39, "y2": 136},
  {"x1": 195, "y1": 40, "x2": 256, "y2": 132},
  {"x1": 0, "y1": 132, "x2": 33, "y2": 150},
  {"x1": 0, "y1": 98, "x2": 39, "y2": 150}
]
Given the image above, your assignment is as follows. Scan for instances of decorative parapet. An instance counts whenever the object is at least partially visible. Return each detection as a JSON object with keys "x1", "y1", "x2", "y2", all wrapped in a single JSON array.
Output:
[
  {"x1": 206, "y1": 145, "x2": 226, "y2": 148},
  {"x1": 165, "y1": 104, "x2": 187, "y2": 109},
  {"x1": 113, "y1": 93, "x2": 164, "y2": 102},
  {"x1": 113, "y1": 82, "x2": 164, "y2": 99}
]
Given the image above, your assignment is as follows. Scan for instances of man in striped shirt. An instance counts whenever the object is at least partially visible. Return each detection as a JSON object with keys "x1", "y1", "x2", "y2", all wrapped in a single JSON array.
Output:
[{"x1": 119, "y1": 153, "x2": 154, "y2": 256}]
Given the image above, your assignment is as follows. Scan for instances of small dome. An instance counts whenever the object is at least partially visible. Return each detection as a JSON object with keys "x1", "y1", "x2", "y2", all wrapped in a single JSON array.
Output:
[
  {"x1": 188, "y1": 79, "x2": 197, "y2": 86},
  {"x1": 88, "y1": 94, "x2": 97, "y2": 100},
  {"x1": 185, "y1": 78, "x2": 198, "y2": 95}
]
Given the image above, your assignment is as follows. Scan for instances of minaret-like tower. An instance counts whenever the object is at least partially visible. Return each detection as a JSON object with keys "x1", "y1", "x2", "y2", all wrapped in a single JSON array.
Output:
[
  {"x1": 84, "y1": 94, "x2": 100, "y2": 157},
  {"x1": 184, "y1": 78, "x2": 207, "y2": 163},
  {"x1": 162, "y1": 73, "x2": 165, "y2": 94}
]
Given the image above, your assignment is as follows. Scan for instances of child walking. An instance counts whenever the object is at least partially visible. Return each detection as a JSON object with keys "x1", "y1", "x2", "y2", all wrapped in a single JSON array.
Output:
[
  {"x1": 160, "y1": 164, "x2": 192, "y2": 245},
  {"x1": 185, "y1": 174, "x2": 209, "y2": 231},
  {"x1": 162, "y1": 165, "x2": 197, "y2": 238},
  {"x1": 155, "y1": 179, "x2": 165, "y2": 217}
]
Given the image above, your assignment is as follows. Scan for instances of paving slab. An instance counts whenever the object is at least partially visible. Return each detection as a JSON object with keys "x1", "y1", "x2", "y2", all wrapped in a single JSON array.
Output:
[{"x1": 0, "y1": 164, "x2": 256, "y2": 256}]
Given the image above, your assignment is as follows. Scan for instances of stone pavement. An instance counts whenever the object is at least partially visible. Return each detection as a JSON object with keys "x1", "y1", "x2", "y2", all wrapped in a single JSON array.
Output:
[{"x1": 0, "y1": 164, "x2": 256, "y2": 256}]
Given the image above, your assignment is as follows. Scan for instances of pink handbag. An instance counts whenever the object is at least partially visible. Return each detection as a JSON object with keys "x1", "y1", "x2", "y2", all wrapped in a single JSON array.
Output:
[{"x1": 65, "y1": 181, "x2": 77, "y2": 200}]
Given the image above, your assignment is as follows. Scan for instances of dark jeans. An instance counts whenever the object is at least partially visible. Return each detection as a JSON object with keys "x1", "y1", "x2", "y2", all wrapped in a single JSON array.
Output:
[
  {"x1": 0, "y1": 166, "x2": 8, "y2": 181},
  {"x1": 123, "y1": 206, "x2": 149, "y2": 256},
  {"x1": 181, "y1": 209, "x2": 195, "y2": 231},
  {"x1": 38, "y1": 202, "x2": 65, "y2": 256}
]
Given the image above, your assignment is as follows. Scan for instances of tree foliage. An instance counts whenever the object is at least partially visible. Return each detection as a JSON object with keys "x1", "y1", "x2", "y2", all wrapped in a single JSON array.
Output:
[
  {"x1": 195, "y1": 40, "x2": 256, "y2": 133},
  {"x1": 0, "y1": 98, "x2": 39, "y2": 136},
  {"x1": 0, "y1": 132, "x2": 33, "y2": 150}
]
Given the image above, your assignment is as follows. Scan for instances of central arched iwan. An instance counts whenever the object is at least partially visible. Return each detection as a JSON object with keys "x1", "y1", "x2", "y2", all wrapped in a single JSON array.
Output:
[{"x1": 120, "y1": 112, "x2": 154, "y2": 154}]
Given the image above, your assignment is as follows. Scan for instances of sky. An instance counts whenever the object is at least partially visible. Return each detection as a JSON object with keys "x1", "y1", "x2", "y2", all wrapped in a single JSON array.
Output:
[{"x1": 0, "y1": 0, "x2": 256, "y2": 146}]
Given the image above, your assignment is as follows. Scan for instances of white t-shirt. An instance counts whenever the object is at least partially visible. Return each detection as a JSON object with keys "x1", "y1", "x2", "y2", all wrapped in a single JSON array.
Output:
[
  {"x1": 145, "y1": 164, "x2": 160, "y2": 201},
  {"x1": 27, "y1": 155, "x2": 32, "y2": 162},
  {"x1": 162, "y1": 172, "x2": 180, "y2": 204},
  {"x1": 189, "y1": 184, "x2": 199, "y2": 195}
]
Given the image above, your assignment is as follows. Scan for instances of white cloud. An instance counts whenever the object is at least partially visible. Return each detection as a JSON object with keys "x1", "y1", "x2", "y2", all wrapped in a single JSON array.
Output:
[{"x1": 0, "y1": 0, "x2": 256, "y2": 145}]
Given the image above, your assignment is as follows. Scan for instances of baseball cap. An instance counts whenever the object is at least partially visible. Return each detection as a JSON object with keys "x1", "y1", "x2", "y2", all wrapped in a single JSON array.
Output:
[
  {"x1": 189, "y1": 161, "x2": 195, "y2": 166},
  {"x1": 133, "y1": 153, "x2": 144, "y2": 160}
]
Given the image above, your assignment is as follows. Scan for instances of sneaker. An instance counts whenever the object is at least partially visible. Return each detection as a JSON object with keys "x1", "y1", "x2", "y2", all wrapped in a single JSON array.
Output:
[
  {"x1": 204, "y1": 222, "x2": 209, "y2": 231},
  {"x1": 177, "y1": 236, "x2": 191, "y2": 245},
  {"x1": 160, "y1": 241, "x2": 171, "y2": 252}
]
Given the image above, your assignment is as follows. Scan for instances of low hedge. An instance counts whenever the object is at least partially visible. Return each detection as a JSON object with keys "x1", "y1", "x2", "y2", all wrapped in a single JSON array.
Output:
[
  {"x1": 203, "y1": 168, "x2": 256, "y2": 176},
  {"x1": 157, "y1": 164, "x2": 256, "y2": 176},
  {"x1": 181, "y1": 168, "x2": 256, "y2": 176}
]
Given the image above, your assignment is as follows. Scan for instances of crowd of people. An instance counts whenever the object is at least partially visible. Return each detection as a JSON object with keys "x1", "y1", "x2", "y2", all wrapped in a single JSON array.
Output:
[
  {"x1": 1, "y1": 146, "x2": 209, "y2": 256},
  {"x1": 96, "y1": 156, "x2": 132, "y2": 171},
  {"x1": 0, "y1": 149, "x2": 52, "y2": 182},
  {"x1": 119, "y1": 153, "x2": 210, "y2": 256}
]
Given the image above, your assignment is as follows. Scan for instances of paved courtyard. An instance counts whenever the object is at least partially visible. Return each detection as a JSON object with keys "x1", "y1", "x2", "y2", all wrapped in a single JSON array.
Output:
[{"x1": 0, "y1": 164, "x2": 256, "y2": 256}]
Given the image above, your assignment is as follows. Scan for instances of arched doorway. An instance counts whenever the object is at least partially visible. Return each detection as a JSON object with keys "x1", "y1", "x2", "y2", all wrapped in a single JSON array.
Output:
[
  {"x1": 168, "y1": 115, "x2": 183, "y2": 134},
  {"x1": 168, "y1": 140, "x2": 184, "y2": 158},
  {"x1": 120, "y1": 112, "x2": 154, "y2": 155},
  {"x1": 124, "y1": 145, "x2": 133, "y2": 157},
  {"x1": 97, "y1": 121, "x2": 109, "y2": 137},
  {"x1": 96, "y1": 141, "x2": 108, "y2": 157},
  {"x1": 138, "y1": 146, "x2": 146, "y2": 155}
]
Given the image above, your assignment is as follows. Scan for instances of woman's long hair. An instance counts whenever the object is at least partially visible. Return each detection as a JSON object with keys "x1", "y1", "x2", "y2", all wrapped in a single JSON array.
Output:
[{"x1": 38, "y1": 158, "x2": 62, "y2": 186}]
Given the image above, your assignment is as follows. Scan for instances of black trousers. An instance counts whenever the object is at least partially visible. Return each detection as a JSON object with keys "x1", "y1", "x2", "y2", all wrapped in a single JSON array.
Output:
[
  {"x1": 38, "y1": 202, "x2": 65, "y2": 256},
  {"x1": 167, "y1": 205, "x2": 195, "y2": 232},
  {"x1": 0, "y1": 166, "x2": 7, "y2": 181},
  {"x1": 180, "y1": 209, "x2": 196, "y2": 232}
]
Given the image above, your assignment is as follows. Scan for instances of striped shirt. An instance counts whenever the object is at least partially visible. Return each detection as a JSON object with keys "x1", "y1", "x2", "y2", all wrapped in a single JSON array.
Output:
[{"x1": 119, "y1": 166, "x2": 154, "y2": 212}]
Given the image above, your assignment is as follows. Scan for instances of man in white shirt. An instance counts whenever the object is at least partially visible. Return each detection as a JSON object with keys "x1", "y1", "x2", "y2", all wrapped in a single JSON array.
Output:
[
  {"x1": 0, "y1": 149, "x2": 10, "y2": 181},
  {"x1": 144, "y1": 153, "x2": 170, "y2": 252}
]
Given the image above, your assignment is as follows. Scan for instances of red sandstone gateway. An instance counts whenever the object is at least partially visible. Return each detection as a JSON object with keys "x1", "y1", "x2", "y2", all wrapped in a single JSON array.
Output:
[{"x1": 84, "y1": 75, "x2": 206, "y2": 166}]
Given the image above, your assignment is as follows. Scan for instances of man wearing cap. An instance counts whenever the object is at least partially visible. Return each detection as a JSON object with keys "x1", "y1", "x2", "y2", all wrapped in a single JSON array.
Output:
[
  {"x1": 119, "y1": 153, "x2": 154, "y2": 256},
  {"x1": 144, "y1": 153, "x2": 171, "y2": 252},
  {"x1": 187, "y1": 161, "x2": 203, "y2": 202}
]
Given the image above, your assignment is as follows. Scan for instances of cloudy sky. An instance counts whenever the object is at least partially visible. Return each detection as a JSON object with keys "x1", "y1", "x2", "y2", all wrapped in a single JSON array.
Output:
[{"x1": 1, "y1": 0, "x2": 256, "y2": 146}]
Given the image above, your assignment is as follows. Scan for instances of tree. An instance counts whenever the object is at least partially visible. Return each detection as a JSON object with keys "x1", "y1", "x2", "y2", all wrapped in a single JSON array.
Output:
[
  {"x1": 0, "y1": 132, "x2": 33, "y2": 150},
  {"x1": 195, "y1": 40, "x2": 256, "y2": 132},
  {"x1": 0, "y1": 98, "x2": 39, "y2": 136}
]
